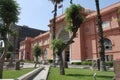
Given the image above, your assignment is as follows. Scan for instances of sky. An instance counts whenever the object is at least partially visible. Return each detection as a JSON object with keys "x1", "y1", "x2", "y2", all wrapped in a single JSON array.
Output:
[{"x1": 16, "y1": 0, "x2": 120, "y2": 31}]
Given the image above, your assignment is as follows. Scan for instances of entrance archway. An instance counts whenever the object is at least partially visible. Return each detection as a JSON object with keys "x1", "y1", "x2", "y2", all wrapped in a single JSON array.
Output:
[
  {"x1": 43, "y1": 48, "x2": 47, "y2": 59},
  {"x1": 43, "y1": 48, "x2": 47, "y2": 64},
  {"x1": 103, "y1": 38, "x2": 112, "y2": 51},
  {"x1": 56, "y1": 26, "x2": 70, "y2": 62}
]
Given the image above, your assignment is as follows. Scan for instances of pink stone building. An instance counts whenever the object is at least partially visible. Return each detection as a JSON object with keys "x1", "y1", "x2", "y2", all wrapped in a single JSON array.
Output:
[{"x1": 19, "y1": 2, "x2": 120, "y2": 63}]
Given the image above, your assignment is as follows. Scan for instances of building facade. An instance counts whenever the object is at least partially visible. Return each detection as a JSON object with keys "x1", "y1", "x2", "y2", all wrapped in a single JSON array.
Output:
[
  {"x1": 19, "y1": 2, "x2": 120, "y2": 63},
  {"x1": 9, "y1": 25, "x2": 46, "y2": 59}
]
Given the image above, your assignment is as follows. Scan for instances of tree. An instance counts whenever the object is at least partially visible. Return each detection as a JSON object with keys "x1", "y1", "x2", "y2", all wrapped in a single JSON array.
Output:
[
  {"x1": 33, "y1": 44, "x2": 42, "y2": 68},
  {"x1": 7, "y1": 34, "x2": 17, "y2": 68},
  {"x1": 0, "y1": 0, "x2": 20, "y2": 78},
  {"x1": 11, "y1": 30, "x2": 18, "y2": 59},
  {"x1": 0, "y1": 46, "x2": 4, "y2": 56},
  {"x1": 9, "y1": 27, "x2": 18, "y2": 67},
  {"x1": 49, "y1": 0, "x2": 63, "y2": 67},
  {"x1": 52, "y1": 4, "x2": 84, "y2": 75},
  {"x1": 5, "y1": 52, "x2": 12, "y2": 60},
  {"x1": 95, "y1": 0, "x2": 106, "y2": 71},
  {"x1": 70, "y1": 0, "x2": 73, "y2": 4}
]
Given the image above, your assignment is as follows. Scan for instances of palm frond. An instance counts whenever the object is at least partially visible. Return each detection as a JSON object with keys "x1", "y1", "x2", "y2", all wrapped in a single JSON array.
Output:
[{"x1": 49, "y1": 0, "x2": 63, "y2": 4}]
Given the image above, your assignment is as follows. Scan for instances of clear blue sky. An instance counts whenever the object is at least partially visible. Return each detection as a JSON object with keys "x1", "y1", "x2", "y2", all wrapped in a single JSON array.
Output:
[{"x1": 16, "y1": 0, "x2": 120, "y2": 31}]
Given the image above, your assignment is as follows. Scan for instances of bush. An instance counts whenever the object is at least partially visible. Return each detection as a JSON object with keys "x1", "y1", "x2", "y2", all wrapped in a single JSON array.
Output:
[
  {"x1": 81, "y1": 61, "x2": 92, "y2": 65},
  {"x1": 48, "y1": 59, "x2": 53, "y2": 63},
  {"x1": 105, "y1": 61, "x2": 113, "y2": 67},
  {"x1": 72, "y1": 62, "x2": 81, "y2": 65},
  {"x1": 5, "y1": 52, "x2": 12, "y2": 60},
  {"x1": 24, "y1": 60, "x2": 34, "y2": 63},
  {"x1": 72, "y1": 61, "x2": 92, "y2": 65},
  {"x1": 19, "y1": 59, "x2": 24, "y2": 62}
]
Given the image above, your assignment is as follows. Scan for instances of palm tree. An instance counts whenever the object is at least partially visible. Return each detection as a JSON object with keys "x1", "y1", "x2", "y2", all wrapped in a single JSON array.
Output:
[
  {"x1": 52, "y1": 39, "x2": 65, "y2": 74},
  {"x1": 8, "y1": 29, "x2": 18, "y2": 68},
  {"x1": 33, "y1": 44, "x2": 42, "y2": 68},
  {"x1": 11, "y1": 30, "x2": 18, "y2": 59},
  {"x1": 95, "y1": 0, "x2": 106, "y2": 71},
  {"x1": 49, "y1": 0, "x2": 63, "y2": 67},
  {"x1": 52, "y1": 4, "x2": 84, "y2": 75},
  {"x1": 70, "y1": 0, "x2": 73, "y2": 4},
  {"x1": 0, "y1": 0, "x2": 20, "y2": 78}
]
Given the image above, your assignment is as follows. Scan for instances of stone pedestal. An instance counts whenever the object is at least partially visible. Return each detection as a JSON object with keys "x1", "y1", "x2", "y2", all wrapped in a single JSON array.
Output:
[{"x1": 92, "y1": 59, "x2": 100, "y2": 70}]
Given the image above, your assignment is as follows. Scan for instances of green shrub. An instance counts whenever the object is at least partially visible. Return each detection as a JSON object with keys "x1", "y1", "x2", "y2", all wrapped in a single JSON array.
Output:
[
  {"x1": 72, "y1": 62, "x2": 81, "y2": 65},
  {"x1": 48, "y1": 59, "x2": 53, "y2": 63},
  {"x1": 81, "y1": 61, "x2": 92, "y2": 65},
  {"x1": 19, "y1": 59, "x2": 24, "y2": 62},
  {"x1": 5, "y1": 52, "x2": 12, "y2": 60},
  {"x1": 105, "y1": 61, "x2": 113, "y2": 67},
  {"x1": 72, "y1": 61, "x2": 92, "y2": 65}
]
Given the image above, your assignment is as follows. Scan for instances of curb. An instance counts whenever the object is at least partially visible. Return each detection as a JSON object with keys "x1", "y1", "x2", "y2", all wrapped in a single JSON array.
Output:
[
  {"x1": 33, "y1": 65, "x2": 50, "y2": 80},
  {"x1": 46, "y1": 65, "x2": 50, "y2": 80},
  {"x1": 16, "y1": 67, "x2": 44, "y2": 80},
  {"x1": 44, "y1": 65, "x2": 50, "y2": 80}
]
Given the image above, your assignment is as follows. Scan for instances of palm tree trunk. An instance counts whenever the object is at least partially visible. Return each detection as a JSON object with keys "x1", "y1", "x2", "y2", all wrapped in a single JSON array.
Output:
[
  {"x1": 95, "y1": 0, "x2": 106, "y2": 71},
  {"x1": 8, "y1": 37, "x2": 16, "y2": 68},
  {"x1": 9, "y1": 36, "x2": 16, "y2": 67},
  {"x1": 0, "y1": 56, "x2": 4, "y2": 79},
  {"x1": 58, "y1": 52, "x2": 65, "y2": 75},
  {"x1": 0, "y1": 34, "x2": 8, "y2": 79},
  {"x1": 34, "y1": 56, "x2": 38, "y2": 68},
  {"x1": 53, "y1": 2, "x2": 57, "y2": 67}
]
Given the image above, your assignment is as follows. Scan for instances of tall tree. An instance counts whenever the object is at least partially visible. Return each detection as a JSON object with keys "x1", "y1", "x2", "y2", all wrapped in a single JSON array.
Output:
[
  {"x1": 8, "y1": 28, "x2": 18, "y2": 68},
  {"x1": 0, "y1": 0, "x2": 20, "y2": 78},
  {"x1": 95, "y1": 0, "x2": 106, "y2": 71},
  {"x1": 52, "y1": 4, "x2": 84, "y2": 75},
  {"x1": 70, "y1": 0, "x2": 73, "y2": 4},
  {"x1": 50, "y1": 0, "x2": 63, "y2": 67},
  {"x1": 11, "y1": 30, "x2": 18, "y2": 59},
  {"x1": 33, "y1": 44, "x2": 42, "y2": 68}
]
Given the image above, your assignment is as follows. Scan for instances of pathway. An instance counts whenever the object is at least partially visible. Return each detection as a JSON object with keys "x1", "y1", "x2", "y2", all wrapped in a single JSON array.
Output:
[{"x1": 33, "y1": 65, "x2": 50, "y2": 80}]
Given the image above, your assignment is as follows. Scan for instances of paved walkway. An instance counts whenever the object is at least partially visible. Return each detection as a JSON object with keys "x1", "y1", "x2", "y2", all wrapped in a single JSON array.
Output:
[
  {"x1": 21, "y1": 63, "x2": 50, "y2": 80},
  {"x1": 33, "y1": 65, "x2": 50, "y2": 80},
  {"x1": 21, "y1": 63, "x2": 41, "y2": 68}
]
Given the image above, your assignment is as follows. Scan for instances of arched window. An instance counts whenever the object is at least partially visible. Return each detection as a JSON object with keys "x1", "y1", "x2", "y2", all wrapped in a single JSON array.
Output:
[
  {"x1": 44, "y1": 49, "x2": 47, "y2": 57},
  {"x1": 103, "y1": 38, "x2": 112, "y2": 50},
  {"x1": 102, "y1": 21, "x2": 110, "y2": 28}
]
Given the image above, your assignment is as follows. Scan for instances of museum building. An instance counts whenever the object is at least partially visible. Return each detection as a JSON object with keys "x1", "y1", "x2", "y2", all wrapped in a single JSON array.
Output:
[{"x1": 19, "y1": 2, "x2": 120, "y2": 63}]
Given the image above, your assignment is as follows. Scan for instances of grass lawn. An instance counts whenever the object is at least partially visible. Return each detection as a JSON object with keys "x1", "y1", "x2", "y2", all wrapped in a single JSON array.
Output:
[
  {"x1": 48, "y1": 67, "x2": 114, "y2": 80},
  {"x1": 3, "y1": 68, "x2": 35, "y2": 79}
]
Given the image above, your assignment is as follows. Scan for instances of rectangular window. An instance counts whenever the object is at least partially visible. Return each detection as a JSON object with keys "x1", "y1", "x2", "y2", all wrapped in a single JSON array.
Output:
[
  {"x1": 105, "y1": 55, "x2": 113, "y2": 61},
  {"x1": 102, "y1": 21, "x2": 110, "y2": 28}
]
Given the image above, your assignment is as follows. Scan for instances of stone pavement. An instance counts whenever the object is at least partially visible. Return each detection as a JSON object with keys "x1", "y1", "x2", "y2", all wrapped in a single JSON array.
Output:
[
  {"x1": 21, "y1": 63, "x2": 50, "y2": 80},
  {"x1": 22, "y1": 63, "x2": 41, "y2": 68},
  {"x1": 17, "y1": 66, "x2": 44, "y2": 80},
  {"x1": 33, "y1": 65, "x2": 50, "y2": 80}
]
